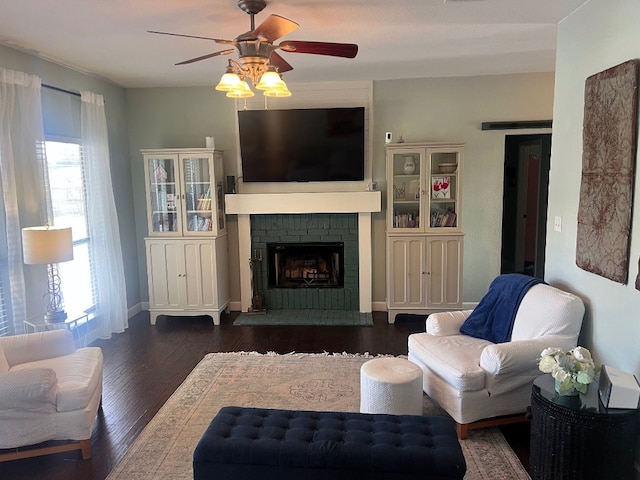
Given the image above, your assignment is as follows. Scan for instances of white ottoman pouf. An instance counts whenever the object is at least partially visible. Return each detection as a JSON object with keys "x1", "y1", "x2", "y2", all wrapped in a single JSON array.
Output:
[{"x1": 360, "y1": 357, "x2": 423, "y2": 415}]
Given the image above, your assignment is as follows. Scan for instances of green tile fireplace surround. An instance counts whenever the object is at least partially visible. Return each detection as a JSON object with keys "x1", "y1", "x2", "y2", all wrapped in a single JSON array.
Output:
[{"x1": 251, "y1": 213, "x2": 359, "y2": 310}]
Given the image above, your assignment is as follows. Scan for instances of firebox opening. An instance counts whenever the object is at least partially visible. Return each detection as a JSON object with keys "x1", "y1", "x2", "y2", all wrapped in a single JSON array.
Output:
[{"x1": 267, "y1": 242, "x2": 344, "y2": 289}]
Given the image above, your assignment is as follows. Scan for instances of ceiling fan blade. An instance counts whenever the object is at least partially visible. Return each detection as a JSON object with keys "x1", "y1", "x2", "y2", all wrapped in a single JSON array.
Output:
[
  {"x1": 253, "y1": 15, "x2": 299, "y2": 42},
  {"x1": 175, "y1": 49, "x2": 235, "y2": 65},
  {"x1": 270, "y1": 52, "x2": 293, "y2": 73},
  {"x1": 279, "y1": 41, "x2": 358, "y2": 59},
  {"x1": 148, "y1": 30, "x2": 235, "y2": 45}
]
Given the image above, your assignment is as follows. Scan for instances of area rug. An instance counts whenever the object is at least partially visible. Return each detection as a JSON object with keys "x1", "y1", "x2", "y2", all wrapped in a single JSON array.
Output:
[
  {"x1": 233, "y1": 309, "x2": 374, "y2": 326},
  {"x1": 106, "y1": 352, "x2": 530, "y2": 480}
]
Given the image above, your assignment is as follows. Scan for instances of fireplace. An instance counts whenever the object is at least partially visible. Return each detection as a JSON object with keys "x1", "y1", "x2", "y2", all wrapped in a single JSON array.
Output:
[
  {"x1": 224, "y1": 191, "x2": 381, "y2": 312},
  {"x1": 268, "y1": 242, "x2": 344, "y2": 289},
  {"x1": 252, "y1": 213, "x2": 357, "y2": 309}
]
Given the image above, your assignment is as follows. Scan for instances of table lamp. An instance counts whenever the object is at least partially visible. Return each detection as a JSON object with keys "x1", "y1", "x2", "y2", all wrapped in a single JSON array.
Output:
[{"x1": 22, "y1": 225, "x2": 74, "y2": 322}]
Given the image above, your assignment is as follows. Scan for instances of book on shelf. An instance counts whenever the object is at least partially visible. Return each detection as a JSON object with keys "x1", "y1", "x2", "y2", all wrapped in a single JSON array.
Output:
[
  {"x1": 430, "y1": 209, "x2": 457, "y2": 227},
  {"x1": 393, "y1": 211, "x2": 419, "y2": 228}
]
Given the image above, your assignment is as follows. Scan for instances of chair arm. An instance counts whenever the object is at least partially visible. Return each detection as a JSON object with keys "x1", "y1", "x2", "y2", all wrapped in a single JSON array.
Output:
[
  {"x1": 426, "y1": 310, "x2": 472, "y2": 336},
  {"x1": 0, "y1": 330, "x2": 76, "y2": 367},
  {"x1": 0, "y1": 368, "x2": 58, "y2": 411},
  {"x1": 480, "y1": 336, "x2": 575, "y2": 377}
]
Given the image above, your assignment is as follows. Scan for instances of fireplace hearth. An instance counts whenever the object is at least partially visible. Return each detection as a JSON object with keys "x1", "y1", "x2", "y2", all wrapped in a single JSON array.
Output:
[{"x1": 268, "y1": 242, "x2": 344, "y2": 289}]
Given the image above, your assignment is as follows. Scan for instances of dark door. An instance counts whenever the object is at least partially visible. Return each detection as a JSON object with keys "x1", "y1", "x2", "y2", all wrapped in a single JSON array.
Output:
[{"x1": 500, "y1": 134, "x2": 551, "y2": 278}]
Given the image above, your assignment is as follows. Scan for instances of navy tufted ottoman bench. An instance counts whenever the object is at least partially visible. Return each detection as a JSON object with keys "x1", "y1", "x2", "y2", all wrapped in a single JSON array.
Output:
[{"x1": 193, "y1": 406, "x2": 466, "y2": 480}]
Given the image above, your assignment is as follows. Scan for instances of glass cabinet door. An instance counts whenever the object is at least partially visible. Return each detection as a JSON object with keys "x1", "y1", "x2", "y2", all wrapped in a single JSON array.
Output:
[
  {"x1": 147, "y1": 156, "x2": 179, "y2": 234},
  {"x1": 428, "y1": 150, "x2": 459, "y2": 229},
  {"x1": 182, "y1": 156, "x2": 213, "y2": 233},
  {"x1": 390, "y1": 150, "x2": 423, "y2": 231}
]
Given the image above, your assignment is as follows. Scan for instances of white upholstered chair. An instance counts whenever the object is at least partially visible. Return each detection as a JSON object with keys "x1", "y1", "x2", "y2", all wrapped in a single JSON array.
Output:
[
  {"x1": 408, "y1": 275, "x2": 585, "y2": 439},
  {"x1": 0, "y1": 329, "x2": 103, "y2": 461}
]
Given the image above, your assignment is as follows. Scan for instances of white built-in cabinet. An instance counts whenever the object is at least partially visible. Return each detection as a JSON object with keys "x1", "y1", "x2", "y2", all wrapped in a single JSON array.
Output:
[
  {"x1": 385, "y1": 143, "x2": 464, "y2": 323},
  {"x1": 142, "y1": 148, "x2": 230, "y2": 325}
]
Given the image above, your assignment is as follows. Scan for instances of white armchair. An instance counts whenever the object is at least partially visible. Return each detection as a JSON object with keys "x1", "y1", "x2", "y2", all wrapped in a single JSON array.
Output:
[
  {"x1": 408, "y1": 276, "x2": 584, "y2": 439},
  {"x1": 0, "y1": 329, "x2": 103, "y2": 461}
]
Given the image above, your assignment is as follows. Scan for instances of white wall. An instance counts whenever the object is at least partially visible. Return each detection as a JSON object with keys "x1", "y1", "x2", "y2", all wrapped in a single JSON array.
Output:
[{"x1": 546, "y1": 0, "x2": 640, "y2": 376}]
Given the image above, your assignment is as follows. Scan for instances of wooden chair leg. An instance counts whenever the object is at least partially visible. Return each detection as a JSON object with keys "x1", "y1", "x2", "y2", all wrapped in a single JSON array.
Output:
[
  {"x1": 456, "y1": 423, "x2": 469, "y2": 440},
  {"x1": 79, "y1": 439, "x2": 92, "y2": 459}
]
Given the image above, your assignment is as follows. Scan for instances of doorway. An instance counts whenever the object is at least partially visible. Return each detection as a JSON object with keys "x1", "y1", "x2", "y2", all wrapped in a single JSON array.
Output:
[{"x1": 500, "y1": 134, "x2": 551, "y2": 279}]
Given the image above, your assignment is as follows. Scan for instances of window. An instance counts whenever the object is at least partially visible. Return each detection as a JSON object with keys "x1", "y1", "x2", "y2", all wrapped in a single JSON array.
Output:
[{"x1": 46, "y1": 140, "x2": 95, "y2": 314}]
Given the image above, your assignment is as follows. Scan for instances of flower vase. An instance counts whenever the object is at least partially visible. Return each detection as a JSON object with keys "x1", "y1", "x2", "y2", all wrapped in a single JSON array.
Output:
[
  {"x1": 553, "y1": 391, "x2": 581, "y2": 408},
  {"x1": 403, "y1": 157, "x2": 416, "y2": 175},
  {"x1": 554, "y1": 379, "x2": 579, "y2": 397}
]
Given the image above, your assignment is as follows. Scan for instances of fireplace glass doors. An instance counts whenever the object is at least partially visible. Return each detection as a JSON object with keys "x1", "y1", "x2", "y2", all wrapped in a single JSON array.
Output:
[{"x1": 267, "y1": 242, "x2": 344, "y2": 289}]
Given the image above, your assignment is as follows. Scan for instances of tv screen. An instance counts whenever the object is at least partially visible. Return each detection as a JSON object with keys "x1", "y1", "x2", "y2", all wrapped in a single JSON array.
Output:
[{"x1": 238, "y1": 107, "x2": 365, "y2": 182}]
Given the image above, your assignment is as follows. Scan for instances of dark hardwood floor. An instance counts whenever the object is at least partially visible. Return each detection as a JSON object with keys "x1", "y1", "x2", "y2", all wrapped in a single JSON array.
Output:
[{"x1": 0, "y1": 311, "x2": 530, "y2": 479}]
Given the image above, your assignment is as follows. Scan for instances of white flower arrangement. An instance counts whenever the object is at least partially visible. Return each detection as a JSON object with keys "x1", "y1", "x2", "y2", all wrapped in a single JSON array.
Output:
[{"x1": 538, "y1": 346, "x2": 597, "y2": 395}]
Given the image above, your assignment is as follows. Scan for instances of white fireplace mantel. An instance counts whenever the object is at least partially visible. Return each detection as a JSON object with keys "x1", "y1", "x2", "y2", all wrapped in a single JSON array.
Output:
[
  {"x1": 225, "y1": 192, "x2": 381, "y2": 215},
  {"x1": 225, "y1": 191, "x2": 382, "y2": 312}
]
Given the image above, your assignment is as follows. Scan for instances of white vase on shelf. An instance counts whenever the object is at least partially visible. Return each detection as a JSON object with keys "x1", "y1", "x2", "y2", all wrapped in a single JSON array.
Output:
[{"x1": 403, "y1": 157, "x2": 416, "y2": 175}]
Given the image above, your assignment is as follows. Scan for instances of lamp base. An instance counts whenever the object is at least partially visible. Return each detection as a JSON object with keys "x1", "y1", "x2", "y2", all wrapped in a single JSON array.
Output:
[{"x1": 45, "y1": 310, "x2": 68, "y2": 323}]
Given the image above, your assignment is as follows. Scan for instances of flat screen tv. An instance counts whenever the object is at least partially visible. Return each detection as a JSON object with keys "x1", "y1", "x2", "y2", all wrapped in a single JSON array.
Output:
[{"x1": 238, "y1": 107, "x2": 365, "y2": 182}]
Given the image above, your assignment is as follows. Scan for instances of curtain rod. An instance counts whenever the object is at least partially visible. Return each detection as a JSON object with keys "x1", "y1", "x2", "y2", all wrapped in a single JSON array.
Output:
[{"x1": 42, "y1": 83, "x2": 80, "y2": 97}]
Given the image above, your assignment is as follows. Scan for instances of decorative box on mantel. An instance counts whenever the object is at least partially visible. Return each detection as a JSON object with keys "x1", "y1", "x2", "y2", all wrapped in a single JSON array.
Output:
[{"x1": 225, "y1": 192, "x2": 381, "y2": 313}]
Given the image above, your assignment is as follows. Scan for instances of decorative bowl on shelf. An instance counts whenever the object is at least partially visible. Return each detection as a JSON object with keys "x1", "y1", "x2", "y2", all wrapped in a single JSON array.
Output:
[{"x1": 438, "y1": 163, "x2": 458, "y2": 174}]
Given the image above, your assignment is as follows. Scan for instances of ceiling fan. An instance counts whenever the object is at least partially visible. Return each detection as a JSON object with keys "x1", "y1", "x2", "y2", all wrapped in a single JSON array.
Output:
[{"x1": 149, "y1": 0, "x2": 358, "y2": 97}]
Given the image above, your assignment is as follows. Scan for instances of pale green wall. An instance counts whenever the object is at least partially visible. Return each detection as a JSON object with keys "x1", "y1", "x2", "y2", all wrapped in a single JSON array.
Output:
[
  {"x1": 127, "y1": 74, "x2": 555, "y2": 307},
  {"x1": 124, "y1": 87, "x2": 241, "y2": 305},
  {"x1": 0, "y1": 42, "x2": 553, "y2": 316},
  {"x1": 0, "y1": 42, "x2": 558, "y2": 316},
  {"x1": 0, "y1": 44, "x2": 140, "y2": 313},
  {"x1": 372, "y1": 74, "x2": 555, "y2": 303},
  {"x1": 546, "y1": 0, "x2": 640, "y2": 377}
]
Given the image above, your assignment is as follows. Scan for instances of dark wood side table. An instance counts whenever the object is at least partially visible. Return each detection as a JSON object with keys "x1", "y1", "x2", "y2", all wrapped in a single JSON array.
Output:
[{"x1": 530, "y1": 374, "x2": 639, "y2": 480}]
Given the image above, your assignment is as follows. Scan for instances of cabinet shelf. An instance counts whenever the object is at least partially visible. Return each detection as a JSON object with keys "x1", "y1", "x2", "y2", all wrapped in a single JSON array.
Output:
[{"x1": 431, "y1": 173, "x2": 457, "y2": 178}]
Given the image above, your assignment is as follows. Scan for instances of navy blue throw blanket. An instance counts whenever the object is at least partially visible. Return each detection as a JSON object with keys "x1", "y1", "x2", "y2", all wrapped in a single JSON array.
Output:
[{"x1": 459, "y1": 274, "x2": 545, "y2": 343}]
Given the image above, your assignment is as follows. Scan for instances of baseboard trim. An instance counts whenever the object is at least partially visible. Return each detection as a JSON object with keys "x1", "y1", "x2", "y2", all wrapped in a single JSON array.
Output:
[{"x1": 128, "y1": 303, "x2": 144, "y2": 319}]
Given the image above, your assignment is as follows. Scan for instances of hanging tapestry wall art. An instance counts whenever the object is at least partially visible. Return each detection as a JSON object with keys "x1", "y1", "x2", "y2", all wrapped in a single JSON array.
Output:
[{"x1": 576, "y1": 59, "x2": 638, "y2": 284}]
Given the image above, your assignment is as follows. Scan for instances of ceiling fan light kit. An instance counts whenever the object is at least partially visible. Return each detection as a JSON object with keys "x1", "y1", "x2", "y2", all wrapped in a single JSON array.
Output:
[{"x1": 150, "y1": 0, "x2": 357, "y2": 99}]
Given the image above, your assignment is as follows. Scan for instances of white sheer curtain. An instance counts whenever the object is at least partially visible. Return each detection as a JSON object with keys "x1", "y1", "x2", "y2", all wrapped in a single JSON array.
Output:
[
  {"x1": 81, "y1": 91, "x2": 128, "y2": 338},
  {"x1": 0, "y1": 68, "x2": 49, "y2": 335}
]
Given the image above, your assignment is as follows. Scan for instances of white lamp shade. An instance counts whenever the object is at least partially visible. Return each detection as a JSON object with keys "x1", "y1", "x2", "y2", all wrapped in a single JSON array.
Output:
[{"x1": 22, "y1": 226, "x2": 74, "y2": 265}]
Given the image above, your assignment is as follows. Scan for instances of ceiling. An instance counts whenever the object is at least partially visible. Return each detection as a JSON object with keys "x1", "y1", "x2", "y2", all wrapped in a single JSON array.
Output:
[{"x1": 0, "y1": 0, "x2": 588, "y2": 89}]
